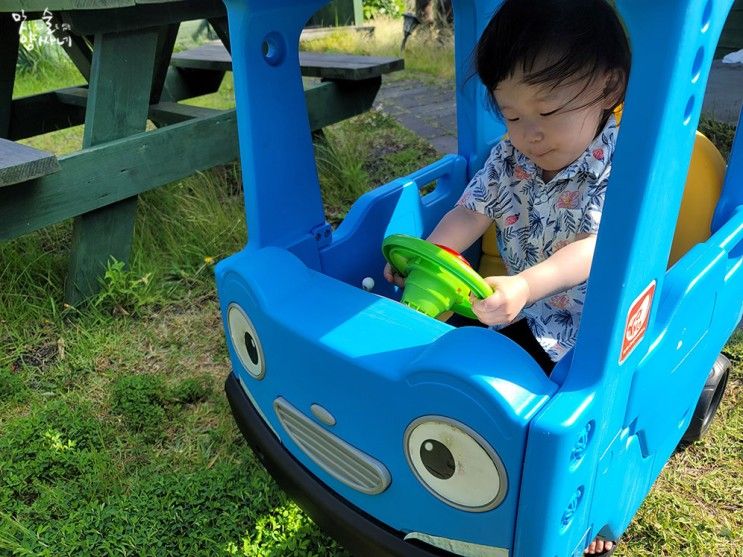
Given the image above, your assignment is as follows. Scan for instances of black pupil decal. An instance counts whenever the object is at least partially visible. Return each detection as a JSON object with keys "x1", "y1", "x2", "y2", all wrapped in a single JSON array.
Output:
[
  {"x1": 243, "y1": 331, "x2": 259, "y2": 365},
  {"x1": 420, "y1": 439, "x2": 455, "y2": 479}
]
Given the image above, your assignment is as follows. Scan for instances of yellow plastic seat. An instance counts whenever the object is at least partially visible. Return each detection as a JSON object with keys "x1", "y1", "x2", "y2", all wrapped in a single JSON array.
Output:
[{"x1": 668, "y1": 132, "x2": 727, "y2": 266}]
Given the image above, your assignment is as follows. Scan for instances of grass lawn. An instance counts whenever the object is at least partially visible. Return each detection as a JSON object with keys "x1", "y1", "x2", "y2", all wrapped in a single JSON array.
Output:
[{"x1": 1, "y1": 21, "x2": 741, "y2": 557}]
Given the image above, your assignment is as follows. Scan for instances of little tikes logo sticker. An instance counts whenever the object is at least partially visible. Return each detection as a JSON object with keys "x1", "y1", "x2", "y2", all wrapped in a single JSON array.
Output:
[{"x1": 620, "y1": 281, "x2": 656, "y2": 364}]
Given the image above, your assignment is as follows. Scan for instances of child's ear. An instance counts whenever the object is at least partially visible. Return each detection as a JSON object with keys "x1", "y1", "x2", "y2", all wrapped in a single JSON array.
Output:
[{"x1": 601, "y1": 69, "x2": 625, "y2": 108}]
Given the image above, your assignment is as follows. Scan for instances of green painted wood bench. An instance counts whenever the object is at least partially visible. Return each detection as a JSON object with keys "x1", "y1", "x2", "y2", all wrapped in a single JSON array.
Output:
[
  {"x1": 1, "y1": 1, "x2": 402, "y2": 305},
  {"x1": 2, "y1": 1, "x2": 234, "y2": 306},
  {"x1": 0, "y1": 139, "x2": 60, "y2": 187},
  {"x1": 169, "y1": 41, "x2": 403, "y2": 131}
]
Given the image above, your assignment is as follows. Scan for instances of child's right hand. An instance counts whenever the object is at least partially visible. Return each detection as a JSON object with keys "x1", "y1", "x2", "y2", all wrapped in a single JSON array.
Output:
[
  {"x1": 470, "y1": 275, "x2": 530, "y2": 325},
  {"x1": 383, "y1": 262, "x2": 406, "y2": 288}
]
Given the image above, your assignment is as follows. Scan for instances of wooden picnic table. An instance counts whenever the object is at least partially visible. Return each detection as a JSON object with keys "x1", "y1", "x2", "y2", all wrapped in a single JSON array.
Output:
[{"x1": 0, "y1": 0, "x2": 402, "y2": 305}]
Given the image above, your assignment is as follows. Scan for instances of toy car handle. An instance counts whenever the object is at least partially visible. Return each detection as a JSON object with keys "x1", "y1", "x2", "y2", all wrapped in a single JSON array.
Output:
[{"x1": 401, "y1": 155, "x2": 460, "y2": 197}]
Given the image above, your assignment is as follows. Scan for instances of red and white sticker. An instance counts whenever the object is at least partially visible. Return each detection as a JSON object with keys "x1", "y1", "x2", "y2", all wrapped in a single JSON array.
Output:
[{"x1": 620, "y1": 281, "x2": 656, "y2": 364}]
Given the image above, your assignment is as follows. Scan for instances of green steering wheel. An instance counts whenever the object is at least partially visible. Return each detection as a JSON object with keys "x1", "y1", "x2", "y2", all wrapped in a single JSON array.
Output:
[{"x1": 382, "y1": 234, "x2": 493, "y2": 320}]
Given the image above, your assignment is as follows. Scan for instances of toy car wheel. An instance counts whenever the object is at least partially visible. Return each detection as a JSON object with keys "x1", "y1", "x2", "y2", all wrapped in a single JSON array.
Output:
[{"x1": 680, "y1": 353, "x2": 731, "y2": 445}]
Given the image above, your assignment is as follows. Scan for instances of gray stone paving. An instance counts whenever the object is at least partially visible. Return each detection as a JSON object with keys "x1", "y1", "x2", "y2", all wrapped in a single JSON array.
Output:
[
  {"x1": 375, "y1": 63, "x2": 743, "y2": 155},
  {"x1": 374, "y1": 79, "x2": 458, "y2": 155},
  {"x1": 703, "y1": 61, "x2": 743, "y2": 125}
]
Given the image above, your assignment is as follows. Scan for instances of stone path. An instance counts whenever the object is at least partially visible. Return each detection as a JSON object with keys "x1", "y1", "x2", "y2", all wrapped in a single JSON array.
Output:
[
  {"x1": 374, "y1": 63, "x2": 743, "y2": 155},
  {"x1": 374, "y1": 79, "x2": 458, "y2": 155},
  {"x1": 703, "y1": 61, "x2": 743, "y2": 125}
]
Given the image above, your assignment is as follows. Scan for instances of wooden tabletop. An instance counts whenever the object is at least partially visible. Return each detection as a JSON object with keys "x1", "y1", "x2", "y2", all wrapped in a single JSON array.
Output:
[
  {"x1": 172, "y1": 42, "x2": 405, "y2": 81},
  {"x1": 0, "y1": 0, "x2": 184, "y2": 11}
]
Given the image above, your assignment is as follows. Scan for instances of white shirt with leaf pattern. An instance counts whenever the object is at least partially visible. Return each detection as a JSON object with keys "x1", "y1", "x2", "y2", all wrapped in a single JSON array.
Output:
[{"x1": 457, "y1": 115, "x2": 618, "y2": 362}]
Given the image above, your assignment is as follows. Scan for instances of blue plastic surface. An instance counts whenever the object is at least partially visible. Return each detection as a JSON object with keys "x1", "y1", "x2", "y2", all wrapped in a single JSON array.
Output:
[{"x1": 217, "y1": 1, "x2": 742, "y2": 556}]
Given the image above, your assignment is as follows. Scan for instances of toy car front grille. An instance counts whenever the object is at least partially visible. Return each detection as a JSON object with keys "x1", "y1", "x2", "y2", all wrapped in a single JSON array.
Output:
[{"x1": 273, "y1": 398, "x2": 391, "y2": 495}]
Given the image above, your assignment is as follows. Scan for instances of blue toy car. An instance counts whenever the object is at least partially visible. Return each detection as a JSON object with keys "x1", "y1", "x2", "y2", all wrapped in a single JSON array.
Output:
[{"x1": 216, "y1": 1, "x2": 742, "y2": 555}]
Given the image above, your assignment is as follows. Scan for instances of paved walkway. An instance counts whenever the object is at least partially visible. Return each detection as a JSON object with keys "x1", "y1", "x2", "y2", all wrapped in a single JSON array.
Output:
[
  {"x1": 374, "y1": 79, "x2": 458, "y2": 155},
  {"x1": 375, "y1": 63, "x2": 743, "y2": 155}
]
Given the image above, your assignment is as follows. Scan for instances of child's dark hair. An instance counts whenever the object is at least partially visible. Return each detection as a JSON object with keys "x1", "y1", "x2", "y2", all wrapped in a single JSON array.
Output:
[{"x1": 476, "y1": 0, "x2": 631, "y2": 118}]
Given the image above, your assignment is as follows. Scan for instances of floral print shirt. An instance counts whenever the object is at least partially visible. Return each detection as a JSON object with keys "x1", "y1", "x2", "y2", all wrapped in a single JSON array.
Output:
[{"x1": 457, "y1": 115, "x2": 618, "y2": 362}]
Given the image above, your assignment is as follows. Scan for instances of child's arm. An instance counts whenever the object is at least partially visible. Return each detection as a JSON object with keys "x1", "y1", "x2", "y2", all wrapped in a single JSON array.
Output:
[
  {"x1": 426, "y1": 205, "x2": 493, "y2": 251},
  {"x1": 383, "y1": 206, "x2": 492, "y2": 285},
  {"x1": 471, "y1": 234, "x2": 597, "y2": 325}
]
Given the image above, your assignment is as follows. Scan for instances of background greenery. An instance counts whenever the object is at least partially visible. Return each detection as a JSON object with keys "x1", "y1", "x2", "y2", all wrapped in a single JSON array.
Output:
[
  {"x1": 1, "y1": 15, "x2": 741, "y2": 557},
  {"x1": 362, "y1": 0, "x2": 406, "y2": 19}
]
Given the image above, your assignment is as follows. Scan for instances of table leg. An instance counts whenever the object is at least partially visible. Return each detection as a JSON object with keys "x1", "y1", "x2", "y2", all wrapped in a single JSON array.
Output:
[
  {"x1": 60, "y1": 33, "x2": 93, "y2": 82},
  {"x1": 208, "y1": 17, "x2": 231, "y2": 53},
  {"x1": 0, "y1": 15, "x2": 21, "y2": 139},
  {"x1": 65, "y1": 27, "x2": 159, "y2": 305},
  {"x1": 150, "y1": 24, "x2": 180, "y2": 104}
]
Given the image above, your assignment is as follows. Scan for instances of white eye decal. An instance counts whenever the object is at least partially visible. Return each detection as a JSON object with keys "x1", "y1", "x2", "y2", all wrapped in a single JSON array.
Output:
[
  {"x1": 404, "y1": 417, "x2": 507, "y2": 512},
  {"x1": 227, "y1": 304, "x2": 265, "y2": 379}
]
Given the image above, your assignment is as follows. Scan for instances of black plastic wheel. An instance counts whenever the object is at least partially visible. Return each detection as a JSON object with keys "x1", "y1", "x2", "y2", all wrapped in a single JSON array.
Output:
[{"x1": 681, "y1": 353, "x2": 731, "y2": 445}]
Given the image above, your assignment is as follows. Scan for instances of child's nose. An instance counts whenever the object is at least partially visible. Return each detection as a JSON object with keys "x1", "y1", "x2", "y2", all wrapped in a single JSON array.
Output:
[{"x1": 523, "y1": 122, "x2": 544, "y2": 143}]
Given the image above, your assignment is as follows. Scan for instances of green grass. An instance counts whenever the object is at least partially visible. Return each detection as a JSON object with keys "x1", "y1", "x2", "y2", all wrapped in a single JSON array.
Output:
[
  {"x1": 698, "y1": 116, "x2": 737, "y2": 159},
  {"x1": 301, "y1": 16, "x2": 456, "y2": 82},
  {"x1": 2, "y1": 36, "x2": 741, "y2": 557}
]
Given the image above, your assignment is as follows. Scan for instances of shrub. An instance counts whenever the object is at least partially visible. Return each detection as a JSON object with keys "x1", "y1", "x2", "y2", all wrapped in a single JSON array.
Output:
[
  {"x1": 94, "y1": 258, "x2": 162, "y2": 317},
  {"x1": 363, "y1": 0, "x2": 405, "y2": 19}
]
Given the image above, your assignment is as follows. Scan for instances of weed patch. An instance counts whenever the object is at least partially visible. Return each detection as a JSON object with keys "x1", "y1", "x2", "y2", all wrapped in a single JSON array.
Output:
[
  {"x1": 0, "y1": 399, "x2": 114, "y2": 515},
  {"x1": 698, "y1": 117, "x2": 737, "y2": 159},
  {"x1": 0, "y1": 367, "x2": 26, "y2": 404},
  {"x1": 231, "y1": 501, "x2": 351, "y2": 557},
  {"x1": 111, "y1": 375, "x2": 168, "y2": 437},
  {"x1": 317, "y1": 111, "x2": 438, "y2": 225},
  {"x1": 171, "y1": 375, "x2": 212, "y2": 405},
  {"x1": 94, "y1": 259, "x2": 164, "y2": 317}
]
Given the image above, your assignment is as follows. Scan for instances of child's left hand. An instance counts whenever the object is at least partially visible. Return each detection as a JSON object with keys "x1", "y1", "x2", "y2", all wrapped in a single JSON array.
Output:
[{"x1": 470, "y1": 275, "x2": 530, "y2": 325}]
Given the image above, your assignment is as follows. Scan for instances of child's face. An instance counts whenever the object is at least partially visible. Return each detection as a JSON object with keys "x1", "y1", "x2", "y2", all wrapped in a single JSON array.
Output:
[{"x1": 494, "y1": 66, "x2": 616, "y2": 180}]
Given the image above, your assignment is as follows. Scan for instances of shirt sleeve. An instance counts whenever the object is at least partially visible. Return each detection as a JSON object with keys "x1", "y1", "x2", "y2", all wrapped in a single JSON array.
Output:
[
  {"x1": 456, "y1": 141, "x2": 507, "y2": 219},
  {"x1": 579, "y1": 173, "x2": 609, "y2": 235}
]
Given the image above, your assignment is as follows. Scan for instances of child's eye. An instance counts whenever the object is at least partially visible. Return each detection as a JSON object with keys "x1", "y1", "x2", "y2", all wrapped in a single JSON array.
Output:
[
  {"x1": 505, "y1": 117, "x2": 520, "y2": 122},
  {"x1": 540, "y1": 105, "x2": 568, "y2": 117}
]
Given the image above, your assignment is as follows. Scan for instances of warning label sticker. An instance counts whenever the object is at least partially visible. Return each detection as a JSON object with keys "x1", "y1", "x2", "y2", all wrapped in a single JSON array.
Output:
[{"x1": 620, "y1": 281, "x2": 656, "y2": 364}]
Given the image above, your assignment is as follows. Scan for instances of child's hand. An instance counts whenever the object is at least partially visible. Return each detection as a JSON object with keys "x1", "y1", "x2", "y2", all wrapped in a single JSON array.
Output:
[
  {"x1": 470, "y1": 275, "x2": 530, "y2": 325},
  {"x1": 383, "y1": 262, "x2": 406, "y2": 288}
]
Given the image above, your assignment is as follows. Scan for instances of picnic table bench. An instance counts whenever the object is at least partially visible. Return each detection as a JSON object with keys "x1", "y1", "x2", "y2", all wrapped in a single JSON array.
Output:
[
  {"x1": 0, "y1": 1, "x2": 402, "y2": 305},
  {"x1": 169, "y1": 41, "x2": 403, "y2": 131}
]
